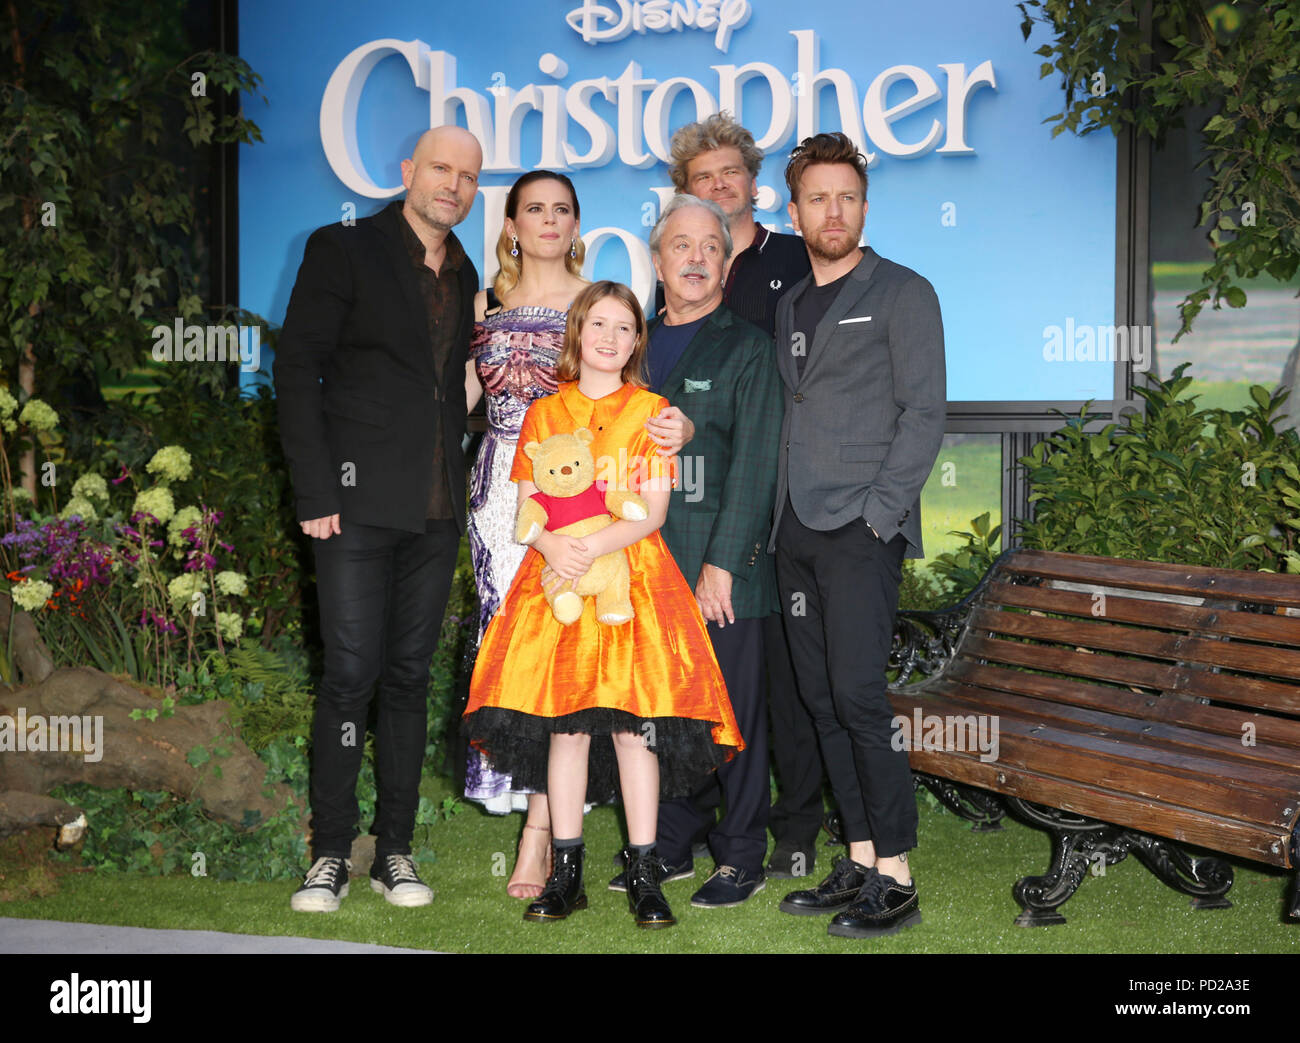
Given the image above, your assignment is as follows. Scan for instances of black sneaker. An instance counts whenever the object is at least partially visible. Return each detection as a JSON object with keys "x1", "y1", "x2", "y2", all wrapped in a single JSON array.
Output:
[
  {"x1": 291, "y1": 856, "x2": 350, "y2": 913},
  {"x1": 778, "y1": 856, "x2": 871, "y2": 916},
  {"x1": 369, "y1": 853, "x2": 434, "y2": 907},
  {"x1": 828, "y1": 868, "x2": 921, "y2": 938}
]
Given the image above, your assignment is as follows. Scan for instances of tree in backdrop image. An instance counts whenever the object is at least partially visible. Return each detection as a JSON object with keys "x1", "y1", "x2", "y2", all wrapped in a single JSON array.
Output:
[
  {"x1": 1, "y1": 0, "x2": 264, "y2": 496},
  {"x1": 1019, "y1": 0, "x2": 1300, "y2": 365}
]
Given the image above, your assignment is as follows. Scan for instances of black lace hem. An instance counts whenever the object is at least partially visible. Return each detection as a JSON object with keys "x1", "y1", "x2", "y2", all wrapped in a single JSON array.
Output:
[{"x1": 463, "y1": 707, "x2": 735, "y2": 803}]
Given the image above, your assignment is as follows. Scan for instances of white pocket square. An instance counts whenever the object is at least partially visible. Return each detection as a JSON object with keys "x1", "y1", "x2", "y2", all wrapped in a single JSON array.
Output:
[
  {"x1": 683, "y1": 378, "x2": 712, "y2": 392},
  {"x1": 838, "y1": 315, "x2": 872, "y2": 325}
]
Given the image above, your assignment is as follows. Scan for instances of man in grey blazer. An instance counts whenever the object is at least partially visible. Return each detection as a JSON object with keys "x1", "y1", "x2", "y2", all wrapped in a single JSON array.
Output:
[{"x1": 770, "y1": 132, "x2": 945, "y2": 939}]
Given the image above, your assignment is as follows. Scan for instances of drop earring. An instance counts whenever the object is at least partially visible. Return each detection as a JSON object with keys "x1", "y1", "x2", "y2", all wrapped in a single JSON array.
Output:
[
  {"x1": 511, "y1": 236, "x2": 519, "y2": 258},
  {"x1": 570, "y1": 238, "x2": 577, "y2": 259}
]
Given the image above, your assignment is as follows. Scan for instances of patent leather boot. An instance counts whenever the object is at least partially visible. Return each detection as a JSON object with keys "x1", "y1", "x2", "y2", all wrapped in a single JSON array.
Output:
[
  {"x1": 623, "y1": 846, "x2": 676, "y2": 929},
  {"x1": 523, "y1": 843, "x2": 587, "y2": 923}
]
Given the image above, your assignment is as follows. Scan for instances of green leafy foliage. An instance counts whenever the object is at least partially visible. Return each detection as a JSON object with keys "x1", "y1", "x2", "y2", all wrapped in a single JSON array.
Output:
[
  {"x1": 1017, "y1": 0, "x2": 1300, "y2": 338},
  {"x1": 2, "y1": 0, "x2": 265, "y2": 394},
  {"x1": 1018, "y1": 364, "x2": 1300, "y2": 568},
  {"x1": 928, "y1": 512, "x2": 1004, "y2": 601}
]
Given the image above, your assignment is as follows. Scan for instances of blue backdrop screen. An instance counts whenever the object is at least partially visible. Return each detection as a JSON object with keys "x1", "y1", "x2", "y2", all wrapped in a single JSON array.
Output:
[{"x1": 239, "y1": 0, "x2": 1118, "y2": 401}]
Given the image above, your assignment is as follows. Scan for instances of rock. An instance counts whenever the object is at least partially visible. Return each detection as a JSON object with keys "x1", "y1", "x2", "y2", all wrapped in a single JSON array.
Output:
[
  {"x1": 0, "y1": 594, "x2": 54, "y2": 685},
  {"x1": 0, "y1": 790, "x2": 86, "y2": 839},
  {"x1": 0, "y1": 667, "x2": 302, "y2": 828}
]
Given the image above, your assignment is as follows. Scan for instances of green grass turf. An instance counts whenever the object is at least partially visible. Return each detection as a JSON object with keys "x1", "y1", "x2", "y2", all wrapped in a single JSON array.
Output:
[
  {"x1": 4, "y1": 774, "x2": 1294, "y2": 953},
  {"x1": 920, "y1": 440, "x2": 1003, "y2": 564}
]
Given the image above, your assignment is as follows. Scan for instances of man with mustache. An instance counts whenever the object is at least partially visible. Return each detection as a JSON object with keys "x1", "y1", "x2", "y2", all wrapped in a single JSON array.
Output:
[
  {"x1": 773, "y1": 132, "x2": 946, "y2": 939},
  {"x1": 275, "y1": 125, "x2": 482, "y2": 913},
  {"x1": 617, "y1": 193, "x2": 781, "y2": 908},
  {"x1": 664, "y1": 113, "x2": 822, "y2": 882}
]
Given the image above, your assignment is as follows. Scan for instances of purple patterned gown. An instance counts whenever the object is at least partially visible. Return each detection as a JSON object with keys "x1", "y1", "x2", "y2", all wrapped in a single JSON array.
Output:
[{"x1": 463, "y1": 305, "x2": 564, "y2": 811}]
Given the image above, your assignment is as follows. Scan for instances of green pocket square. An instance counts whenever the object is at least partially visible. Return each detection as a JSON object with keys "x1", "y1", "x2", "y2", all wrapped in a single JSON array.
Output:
[{"x1": 683, "y1": 378, "x2": 712, "y2": 393}]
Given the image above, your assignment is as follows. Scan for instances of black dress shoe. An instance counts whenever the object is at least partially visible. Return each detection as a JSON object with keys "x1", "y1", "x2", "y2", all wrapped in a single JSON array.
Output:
[
  {"x1": 623, "y1": 846, "x2": 676, "y2": 929},
  {"x1": 523, "y1": 843, "x2": 587, "y2": 923},
  {"x1": 778, "y1": 856, "x2": 870, "y2": 916},
  {"x1": 828, "y1": 868, "x2": 921, "y2": 938}
]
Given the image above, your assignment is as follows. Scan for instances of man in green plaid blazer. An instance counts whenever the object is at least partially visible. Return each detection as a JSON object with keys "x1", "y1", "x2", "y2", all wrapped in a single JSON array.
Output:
[{"x1": 640, "y1": 193, "x2": 782, "y2": 908}]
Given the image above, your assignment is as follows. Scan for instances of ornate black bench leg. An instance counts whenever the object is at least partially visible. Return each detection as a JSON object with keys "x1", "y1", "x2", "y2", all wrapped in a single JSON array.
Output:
[
  {"x1": 1006, "y1": 799, "x2": 1125, "y2": 926},
  {"x1": 1124, "y1": 833, "x2": 1233, "y2": 910},
  {"x1": 913, "y1": 773, "x2": 1004, "y2": 832},
  {"x1": 1289, "y1": 832, "x2": 1300, "y2": 921},
  {"x1": 1005, "y1": 798, "x2": 1237, "y2": 924}
]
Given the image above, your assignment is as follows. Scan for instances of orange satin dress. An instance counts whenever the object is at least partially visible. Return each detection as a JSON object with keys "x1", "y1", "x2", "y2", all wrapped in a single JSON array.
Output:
[{"x1": 463, "y1": 380, "x2": 743, "y2": 801}]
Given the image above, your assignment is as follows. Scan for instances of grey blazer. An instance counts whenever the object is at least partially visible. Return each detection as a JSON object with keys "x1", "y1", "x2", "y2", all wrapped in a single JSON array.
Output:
[{"x1": 769, "y1": 247, "x2": 946, "y2": 559}]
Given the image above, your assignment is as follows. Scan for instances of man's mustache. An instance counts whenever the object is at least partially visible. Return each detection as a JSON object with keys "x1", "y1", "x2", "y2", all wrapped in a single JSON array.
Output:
[{"x1": 678, "y1": 264, "x2": 711, "y2": 278}]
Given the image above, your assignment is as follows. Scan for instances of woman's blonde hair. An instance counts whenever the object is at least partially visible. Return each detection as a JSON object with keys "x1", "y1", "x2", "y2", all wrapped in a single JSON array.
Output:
[
  {"x1": 555, "y1": 281, "x2": 649, "y2": 389},
  {"x1": 492, "y1": 171, "x2": 586, "y2": 301}
]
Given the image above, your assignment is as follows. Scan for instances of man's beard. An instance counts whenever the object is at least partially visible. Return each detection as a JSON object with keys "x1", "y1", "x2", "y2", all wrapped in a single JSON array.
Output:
[
  {"x1": 409, "y1": 189, "x2": 466, "y2": 232},
  {"x1": 805, "y1": 226, "x2": 860, "y2": 264}
]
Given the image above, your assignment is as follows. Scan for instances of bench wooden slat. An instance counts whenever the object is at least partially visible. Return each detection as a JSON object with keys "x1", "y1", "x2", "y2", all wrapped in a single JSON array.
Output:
[
  {"x1": 889, "y1": 695, "x2": 1300, "y2": 820},
  {"x1": 985, "y1": 580, "x2": 1300, "y2": 646},
  {"x1": 899, "y1": 748, "x2": 1295, "y2": 867},
  {"x1": 960, "y1": 633, "x2": 1300, "y2": 716},
  {"x1": 968, "y1": 604, "x2": 1300, "y2": 684},
  {"x1": 909, "y1": 679, "x2": 1300, "y2": 777},
  {"x1": 1003, "y1": 549, "x2": 1300, "y2": 607},
  {"x1": 946, "y1": 659, "x2": 1300, "y2": 753}
]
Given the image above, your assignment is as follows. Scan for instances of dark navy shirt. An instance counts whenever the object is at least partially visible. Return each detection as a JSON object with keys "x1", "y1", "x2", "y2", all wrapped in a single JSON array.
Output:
[{"x1": 648, "y1": 315, "x2": 708, "y2": 392}]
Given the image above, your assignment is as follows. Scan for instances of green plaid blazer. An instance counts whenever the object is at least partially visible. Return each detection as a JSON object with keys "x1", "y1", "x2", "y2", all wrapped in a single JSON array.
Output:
[{"x1": 649, "y1": 304, "x2": 783, "y2": 619}]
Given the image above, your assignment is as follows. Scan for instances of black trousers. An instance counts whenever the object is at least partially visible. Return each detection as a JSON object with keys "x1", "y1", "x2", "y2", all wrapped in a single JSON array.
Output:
[
  {"x1": 309, "y1": 518, "x2": 460, "y2": 860},
  {"x1": 764, "y1": 611, "x2": 825, "y2": 851},
  {"x1": 775, "y1": 503, "x2": 917, "y2": 857},
  {"x1": 656, "y1": 616, "x2": 769, "y2": 873}
]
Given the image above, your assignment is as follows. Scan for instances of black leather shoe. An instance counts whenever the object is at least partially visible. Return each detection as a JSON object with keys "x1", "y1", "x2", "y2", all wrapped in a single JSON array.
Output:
[
  {"x1": 766, "y1": 844, "x2": 816, "y2": 879},
  {"x1": 523, "y1": 843, "x2": 587, "y2": 923},
  {"x1": 623, "y1": 846, "x2": 676, "y2": 929},
  {"x1": 778, "y1": 856, "x2": 871, "y2": 916},
  {"x1": 828, "y1": 868, "x2": 921, "y2": 938},
  {"x1": 608, "y1": 855, "x2": 693, "y2": 892}
]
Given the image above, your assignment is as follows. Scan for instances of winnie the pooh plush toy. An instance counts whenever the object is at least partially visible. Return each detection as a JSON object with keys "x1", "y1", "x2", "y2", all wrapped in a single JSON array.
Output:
[{"x1": 517, "y1": 428, "x2": 648, "y2": 625}]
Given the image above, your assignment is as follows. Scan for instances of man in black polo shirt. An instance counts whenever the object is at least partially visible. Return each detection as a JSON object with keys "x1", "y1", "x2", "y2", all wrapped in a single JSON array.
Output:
[{"x1": 658, "y1": 113, "x2": 823, "y2": 881}]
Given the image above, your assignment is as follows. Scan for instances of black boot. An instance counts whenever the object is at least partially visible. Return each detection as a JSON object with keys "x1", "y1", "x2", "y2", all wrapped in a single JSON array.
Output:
[
  {"x1": 623, "y1": 846, "x2": 676, "y2": 929},
  {"x1": 523, "y1": 843, "x2": 587, "y2": 923}
]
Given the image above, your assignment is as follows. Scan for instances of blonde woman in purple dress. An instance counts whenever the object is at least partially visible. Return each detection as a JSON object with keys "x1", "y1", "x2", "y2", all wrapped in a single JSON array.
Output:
[{"x1": 464, "y1": 172, "x2": 694, "y2": 898}]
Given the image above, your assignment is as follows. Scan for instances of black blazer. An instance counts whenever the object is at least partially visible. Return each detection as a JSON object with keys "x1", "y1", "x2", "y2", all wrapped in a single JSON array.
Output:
[{"x1": 274, "y1": 201, "x2": 478, "y2": 534}]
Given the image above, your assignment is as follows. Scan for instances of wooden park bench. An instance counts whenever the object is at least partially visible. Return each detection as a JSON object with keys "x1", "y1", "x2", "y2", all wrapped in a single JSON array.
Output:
[{"x1": 886, "y1": 548, "x2": 1300, "y2": 925}]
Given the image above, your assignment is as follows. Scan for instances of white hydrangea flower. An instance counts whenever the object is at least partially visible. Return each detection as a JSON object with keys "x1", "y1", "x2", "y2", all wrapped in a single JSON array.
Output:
[
  {"x1": 72, "y1": 473, "x2": 110, "y2": 503},
  {"x1": 146, "y1": 445, "x2": 193, "y2": 483},
  {"x1": 133, "y1": 486, "x2": 176, "y2": 524},
  {"x1": 167, "y1": 505, "x2": 204, "y2": 548},
  {"x1": 167, "y1": 572, "x2": 205, "y2": 610},
  {"x1": 18, "y1": 399, "x2": 59, "y2": 432},
  {"x1": 59, "y1": 497, "x2": 97, "y2": 522},
  {"x1": 215, "y1": 571, "x2": 248, "y2": 597},
  {"x1": 11, "y1": 579, "x2": 53, "y2": 612},
  {"x1": 216, "y1": 611, "x2": 244, "y2": 643}
]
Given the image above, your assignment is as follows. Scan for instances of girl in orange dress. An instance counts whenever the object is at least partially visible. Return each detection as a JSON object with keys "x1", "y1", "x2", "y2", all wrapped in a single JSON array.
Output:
[{"x1": 463, "y1": 281, "x2": 742, "y2": 929}]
